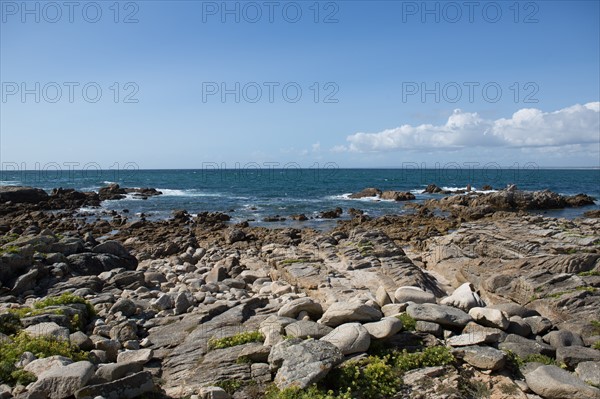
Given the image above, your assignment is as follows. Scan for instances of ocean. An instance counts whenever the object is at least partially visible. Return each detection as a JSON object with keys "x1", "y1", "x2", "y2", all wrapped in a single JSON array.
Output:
[{"x1": 1, "y1": 168, "x2": 599, "y2": 229}]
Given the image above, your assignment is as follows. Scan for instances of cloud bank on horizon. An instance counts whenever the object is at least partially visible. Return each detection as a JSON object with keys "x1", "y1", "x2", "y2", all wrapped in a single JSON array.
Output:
[{"x1": 335, "y1": 102, "x2": 600, "y2": 154}]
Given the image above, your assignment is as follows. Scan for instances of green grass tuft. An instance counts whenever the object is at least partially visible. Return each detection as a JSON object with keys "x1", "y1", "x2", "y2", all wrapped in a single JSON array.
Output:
[
  {"x1": 208, "y1": 331, "x2": 264, "y2": 350},
  {"x1": 396, "y1": 313, "x2": 417, "y2": 331},
  {"x1": 0, "y1": 332, "x2": 89, "y2": 385}
]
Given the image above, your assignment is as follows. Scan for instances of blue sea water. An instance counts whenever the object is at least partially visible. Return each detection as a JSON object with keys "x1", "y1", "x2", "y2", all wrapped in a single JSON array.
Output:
[{"x1": 1, "y1": 168, "x2": 599, "y2": 228}]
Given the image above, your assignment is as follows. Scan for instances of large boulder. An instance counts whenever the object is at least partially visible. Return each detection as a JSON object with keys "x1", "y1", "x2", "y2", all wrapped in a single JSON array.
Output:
[
  {"x1": 24, "y1": 356, "x2": 73, "y2": 377},
  {"x1": 29, "y1": 361, "x2": 95, "y2": 399},
  {"x1": 525, "y1": 364, "x2": 600, "y2": 399},
  {"x1": 268, "y1": 338, "x2": 344, "y2": 390},
  {"x1": 380, "y1": 191, "x2": 416, "y2": 201},
  {"x1": 24, "y1": 322, "x2": 70, "y2": 341},
  {"x1": 394, "y1": 286, "x2": 436, "y2": 304},
  {"x1": 440, "y1": 283, "x2": 485, "y2": 311},
  {"x1": 499, "y1": 335, "x2": 555, "y2": 358},
  {"x1": 576, "y1": 361, "x2": 600, "y2": 387},
  {"x1": 93, "y1": 361, "x2": 144, "y2": 383},
  {"x1": 321, "y1": 323, "x2": 371, "y2": 355},
  {"x1": 544, "y1": 330, "x2": 584, "y2": 348},
  {"x1": 453, "y1": 346, "x2": 506, "y2": 371},
  {"x1": 285, "y1": 320, "x2": 333, "y2": 339},
  {"x1": 67, "y1": 252, "x2": 137, "y2": 275},
  {"x1": 407, "y1": 303, "x2": 471, "y2": 328},
  {"x1": 363, "y1": 317, "x2": 403, "y2": 339},
  {"x1": 278, "y1": 297, "x2": 323, "y2": 320},
  {"x1": 93, "y1": 240, "x2": 132, "y2": 259},
  {"x1": 556, "y1": 346, "x2": 600, "y2": 369},
  {"x1": 318, "y1": 302, "x2": 382, "y2": 327},
  {"x1": 468, "y1": 307, "x2": 509, "y2": 330},
  {"x1": 349, "y1": 188, "x2": 381, "y2": 199}
]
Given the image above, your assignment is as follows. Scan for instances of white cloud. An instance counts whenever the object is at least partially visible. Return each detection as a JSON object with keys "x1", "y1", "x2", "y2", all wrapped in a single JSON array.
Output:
[{"x1": 338, "y1": 102, "x2": 599, "y2": 153}]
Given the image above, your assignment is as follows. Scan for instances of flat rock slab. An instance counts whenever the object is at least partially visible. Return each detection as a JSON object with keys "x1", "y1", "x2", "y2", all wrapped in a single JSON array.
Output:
[
  {"x1": 576, "y1": 361, "x2": 600, "y2": 387},
  {"x1": 75, "y1": 371, "x2": 155, "y2": 399},
  {"x1": 525, "y1": 365, "x2": 600, "y2": 399},
  {"x1": 284, "y1": 320, "x2": 333, "y2": 339},
  {"x1": 93, "y1": 361, "x2": 144, "y2": 383},
  {"x1": 268, "y1": 338, "x2": 343, "y2": 390},
  {"x1": 454, "y1": 345, "x2": 506, "y2": 371},
  {"x1": 407, "y1": 303, "x2": 472, "y2": 328},
  {"x1": 116, "y1": 348, "x2": 154, "y2": 364},
  {"x1": 447, "y1": 332, "x2": 489, "y2": 347},
  {"x1": 319, "y1": 302, "x2": 382, "y2": 327},
  {"x1": 556, "y1": 346, "x2": 600, "y2": 369},
  {"x1": 24, "y1": 322, "x2": 70, "y2": 341}
]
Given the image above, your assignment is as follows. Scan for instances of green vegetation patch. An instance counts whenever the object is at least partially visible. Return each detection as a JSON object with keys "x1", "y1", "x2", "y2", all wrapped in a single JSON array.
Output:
[
  {"x1": 396, "y1": 313, "x2": 417, "y2": 331},
  {"x1": 0, "y1": 313, "x2": 22, "y2": 336},
  {"x1": 281, "y1": 259, "x2": 311, "y2": 265},
  {"x1": 208, "y1": 331, "x2": 264, "y2": 350},
  {"x1": 34, "y1": 293, "x2": 96, "y2": 317},
  {"x1": 0, "y1": 332, "x2": 89, "y2": 385},
  {"x1": 265, "y1": 346, "x2": 455, "y2": 399},
  {"x1": 578, "y1": 270, "x2": 600, "y2": 277},
  {"x1": 0, "y1": 245, "x2": 20, "y2": 255}
]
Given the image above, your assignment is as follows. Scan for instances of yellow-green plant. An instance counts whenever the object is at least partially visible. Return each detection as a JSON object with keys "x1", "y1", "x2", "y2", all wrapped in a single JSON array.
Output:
[
  {"x1": 0, "y1": 332, "x2": 89, "y2": 385},
  {"x1": 208, "y1": 331, "x2": 264, "y2": 350}
]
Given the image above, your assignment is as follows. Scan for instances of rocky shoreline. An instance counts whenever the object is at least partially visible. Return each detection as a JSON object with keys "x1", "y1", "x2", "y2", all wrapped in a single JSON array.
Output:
[{"x1": 1, "y1": 184, "x2": 599, "y2": 399}]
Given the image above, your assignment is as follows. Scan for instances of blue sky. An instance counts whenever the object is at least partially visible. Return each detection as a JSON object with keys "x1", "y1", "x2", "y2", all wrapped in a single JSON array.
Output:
[{"x1": 1, "y1": 0, "x2": 599, "y2": 169}]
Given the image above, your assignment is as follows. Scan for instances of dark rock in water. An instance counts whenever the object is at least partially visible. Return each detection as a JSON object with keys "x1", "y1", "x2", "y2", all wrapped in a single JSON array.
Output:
[
  {"x1": 566, "y1": 193, "x2": 596, "y2": 207},
  {"x1": 196, "y1": 212, "x2": 231, "y2": 224},
  {"x1": 0, "y1": 186, "x2": 48, "y2": 203},
  {"x1": 125, "y1": 187, "x2": 162, "y2": 198},
  {"x1": 584, "y1": 209, "x2": 600, "y2": 218},
  {"x1": 172, "y1": 209, "x2": 189, "y2": 220},
  {"x1": 263, "y1": 216, "x2": 286, "y2": 222},
  {"x1": 98, "y1": 185, "x2": 161, "y2": 201},
  {"x1": 423, "y1": 184, "x2": 443, "y2": 194},
  {"x1": 320, "y1": 208, "x2": 343, "y2": 219},
  {"x1": 98, "y1": 184, "x2": 127, "y2": 200},
  {"x1": 349, "y1": 187, "x2": 381, "y2": 199},
  {"x1": 348, "y1": 208, "x2": 364, "y2": 217},
  {"x1": 481, "y1": 185, "x2": 493, "y2": 191},
  {"x1": 49, "y1": 188, "x2": 101, "y2": 208},
  {"x1": 381, "y1": 191, "x2": 416, "y2": 201},
  {"x1": 290, "y1": 214, "x2": 308, "y2": 221}
]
